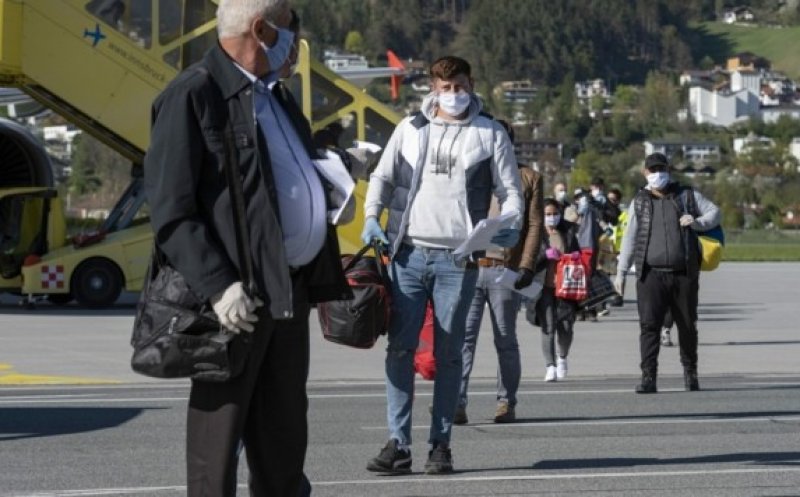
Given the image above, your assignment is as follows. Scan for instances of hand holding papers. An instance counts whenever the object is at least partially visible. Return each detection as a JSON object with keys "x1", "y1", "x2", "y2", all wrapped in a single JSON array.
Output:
[
  {"x1": 312, "y1": 150, "x2": 356, "y2": 225},
  {"x1": 453, "y1": 212, "x2": 517, "y2": 259},
  {"x1": 495, "y1": 268, "x2": 544, "y2": 299}
]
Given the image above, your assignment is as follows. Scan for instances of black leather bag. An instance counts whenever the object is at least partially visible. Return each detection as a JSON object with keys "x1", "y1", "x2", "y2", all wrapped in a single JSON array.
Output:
[
  {"x1": 131, "y1": 129, "x2": 257, "y2": 382},
  {"x1": 317, "y1": 241, "x2": 390, "y2": 349},
  {"x1": 579, "y1": 271, "x2": 617, "y2": 310},
  {"x1": 130, "y1": 252, "x2": 251, "y2": 382}
]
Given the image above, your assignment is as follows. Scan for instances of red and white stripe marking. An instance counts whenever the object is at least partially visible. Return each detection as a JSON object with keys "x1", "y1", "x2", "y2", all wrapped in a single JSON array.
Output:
[{"x1": 41, "y1": 265, "x2": 65, "y2": 289}]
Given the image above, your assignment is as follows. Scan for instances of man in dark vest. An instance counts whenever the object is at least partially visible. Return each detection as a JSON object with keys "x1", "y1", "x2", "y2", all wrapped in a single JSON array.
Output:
[{"x1": 615, "y1": 153, "x2": 720, "y2": 394}]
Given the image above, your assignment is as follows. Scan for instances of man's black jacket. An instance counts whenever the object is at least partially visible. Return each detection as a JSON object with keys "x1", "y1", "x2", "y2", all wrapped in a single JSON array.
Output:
[{"x1": 143, "y1": 43, "x2": 350, "y2": 319}]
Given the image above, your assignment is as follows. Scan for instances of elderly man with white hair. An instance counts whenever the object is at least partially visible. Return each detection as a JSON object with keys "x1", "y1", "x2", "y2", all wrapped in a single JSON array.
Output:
[{"x1": 143, "y1": 0, "x2": 350, "y2": 495}]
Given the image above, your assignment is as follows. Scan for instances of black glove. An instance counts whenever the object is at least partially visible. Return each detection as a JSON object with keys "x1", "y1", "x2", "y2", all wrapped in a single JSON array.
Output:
[{"x1": 514, "y1": 268, "x2": 534, "y2": 290}]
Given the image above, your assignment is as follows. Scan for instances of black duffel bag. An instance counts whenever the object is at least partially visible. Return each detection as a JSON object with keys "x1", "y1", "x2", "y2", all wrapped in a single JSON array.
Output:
[
  {"x1": 131, "y1": 127, "x2": 255, "y2": 382},
  {"x1": 317, "y1": 241, "x2": 391, "y2": 349},
  {"x1": 130, "y1": 251, "x2": 251, "y2": 382}
]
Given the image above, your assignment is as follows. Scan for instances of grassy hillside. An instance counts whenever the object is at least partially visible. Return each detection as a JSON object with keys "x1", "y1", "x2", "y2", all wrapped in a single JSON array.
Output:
[{"x1": 695, "y1": 21, "x2": 800, "y2": 79}]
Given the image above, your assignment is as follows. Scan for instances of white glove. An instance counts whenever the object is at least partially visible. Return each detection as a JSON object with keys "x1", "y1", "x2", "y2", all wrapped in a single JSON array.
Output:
[
  {"x1": 679, "y1": 214, "x2": 694, "y2": 227},
  {"x1": 210, "y1": 282, "x2": 264, "y2": 333},
  {"x1": 614, "y1": 274, "x2": 624, "y2": 295}
]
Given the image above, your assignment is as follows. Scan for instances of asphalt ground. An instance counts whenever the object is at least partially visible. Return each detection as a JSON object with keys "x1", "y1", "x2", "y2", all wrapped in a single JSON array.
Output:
[{"x1": 1, "y1": 262, "x2": 799, "y2": 496}]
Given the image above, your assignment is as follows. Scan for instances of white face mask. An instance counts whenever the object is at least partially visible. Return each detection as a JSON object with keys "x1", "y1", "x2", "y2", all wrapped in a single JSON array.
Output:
[
  {"x1": 646, "y1": 171, "x2": 670, "y2": 190},
  {"x1": 555, "y1": 190, "x2": 567, "y2": 202},
  {"x1": 544, "y1": 214, "x2": 561, "y2": 227},
  {"x1": 438, "y1": 91, "x2": 471, "y2": 116}
]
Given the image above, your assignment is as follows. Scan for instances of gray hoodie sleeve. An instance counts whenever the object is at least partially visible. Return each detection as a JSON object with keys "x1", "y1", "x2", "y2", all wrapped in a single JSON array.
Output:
[
  {"x1": 689, "y1": 189, "x2": 721, "y2": 232},
  {"x1": 364, "y1": 119, "x2": 404, "y2": 219},
  {"x1": 617, "y1": 201, "x2": 637, "y2": 278}
]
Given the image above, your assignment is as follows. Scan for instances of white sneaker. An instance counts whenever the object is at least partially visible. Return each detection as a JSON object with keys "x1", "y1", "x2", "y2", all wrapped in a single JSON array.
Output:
[
  {"x1": 661, "y1": 328, "x2": 674, "y2": 347},
  {"x1": 544, "y1": 365, "x2": 557, "y2": 382},
  {"x1": 556, "y1": 357, "x2": 568, "y2": 379}
]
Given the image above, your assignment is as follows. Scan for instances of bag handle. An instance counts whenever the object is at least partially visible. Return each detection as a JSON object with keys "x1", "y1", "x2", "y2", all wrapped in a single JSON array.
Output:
[
  {"x1": 222, "y1": 128, "x2": 257, "y2": 299},
  {"x1": 343, "y1": 239, "x2": 388, "y2": 277}
]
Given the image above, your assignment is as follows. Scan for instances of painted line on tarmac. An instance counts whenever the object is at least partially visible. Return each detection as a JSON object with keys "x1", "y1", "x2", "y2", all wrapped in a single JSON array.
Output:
[
  {"x1": 0, "y1": 396, "x2": 188, "y2": 405},
  {"x1": 0, "y1": 363, "x2": 120, "y2": 386},
  {"x1": 362, "y1": 415, "x2": 800, "y2": 431},
  {"x1": 12, "y1": 467, "x2": 800, "y2": 496}
]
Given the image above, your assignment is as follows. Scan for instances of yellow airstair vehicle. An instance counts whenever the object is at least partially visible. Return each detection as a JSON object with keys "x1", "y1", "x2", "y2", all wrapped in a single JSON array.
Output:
[{"x1": 0, "y1": 0, "x2": 400, "y2": 307}]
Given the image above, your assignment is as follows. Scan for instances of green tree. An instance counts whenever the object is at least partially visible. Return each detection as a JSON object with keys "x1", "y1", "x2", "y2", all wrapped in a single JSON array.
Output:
[
  {"x1": 68, "y1": 134, "x2": 101, "y2": 196},
  {"x1": 344, "y1": 30, "x2": 365, "y2": 54}
]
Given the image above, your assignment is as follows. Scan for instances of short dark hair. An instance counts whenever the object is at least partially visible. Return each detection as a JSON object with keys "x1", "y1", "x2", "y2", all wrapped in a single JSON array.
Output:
[
  {"x1": 590, "y1": 177, "x2": 605, "y2": 188},
  {"x1": 430, "y1": 56, "x2": 471, "y2": 80},
  {"x1": 497, "y1": 119, "x2": 515, "y2": 144},
  {"x1": 544, "y1": 197, "x2": 562, "y2": 212},
  {"x1": 645, "y1": 152, "x2": 669, "y2": 170},
  {"x1": 608, "y1": 187, "x2": 622, "y2": 199}
]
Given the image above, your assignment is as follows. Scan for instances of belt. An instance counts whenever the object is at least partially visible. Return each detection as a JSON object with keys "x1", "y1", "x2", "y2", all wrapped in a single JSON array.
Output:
[{"x1": 477, "y1": 257, "x2": 506, "y2": 269}]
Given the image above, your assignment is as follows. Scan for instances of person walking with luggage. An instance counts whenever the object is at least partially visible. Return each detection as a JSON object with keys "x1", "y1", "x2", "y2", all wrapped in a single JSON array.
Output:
[
  {"x1": 572, "y1": 188, "x2": 601, "y2": 322},
  {"x1": 361, "y1": 55, "x2": 524, "y2": 474},
  {"x1": 143, "y1": 1, "x2": 351, "y2": 494},
  {"x1": 457, "y1": 119, "x2": 543, "y2": 424},
  {"x1": 615, "y1": 153, "x2": 720, "y2": 393},
  {"x1": 535, "y1": 198, "x2": 581, "y2": 381}
]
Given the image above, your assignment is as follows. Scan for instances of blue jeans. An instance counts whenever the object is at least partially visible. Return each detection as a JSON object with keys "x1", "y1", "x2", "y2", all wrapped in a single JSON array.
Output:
[
  {"x1": 385, "y1": 244, "x2": 478, "y2": 446},
  {"x1": 460, "y1": 266, "x2": 521, "y2": 408}
]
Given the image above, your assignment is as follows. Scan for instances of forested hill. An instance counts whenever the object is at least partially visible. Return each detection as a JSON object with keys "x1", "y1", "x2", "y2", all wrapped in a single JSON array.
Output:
[{"x1": 293, "y1": 0, "x2": 798, "y2": 86}]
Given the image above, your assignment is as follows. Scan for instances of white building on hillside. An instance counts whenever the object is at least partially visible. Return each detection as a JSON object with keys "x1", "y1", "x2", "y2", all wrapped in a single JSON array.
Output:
[
  {"x1": 790, "y1": 138, "x2": 800, "y2": 162},
  {"x1": 761, "y1": 106, "x2": 800, "y2": 123},
  {"x1": 733, "y1": 134, "x2": 776, "y2": 156},
  {"x1": 644, "y1": 139, "x2": 721, "y2": 165},
  {"x1": 688, "y1": 84, "x2": 759, "y2": 127},
  {"x1": 574, "y1": 79, "x2": 610, "y2": 102}
]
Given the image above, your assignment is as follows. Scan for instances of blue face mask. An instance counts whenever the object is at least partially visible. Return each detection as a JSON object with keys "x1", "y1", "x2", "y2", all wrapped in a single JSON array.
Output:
[{"x1": 260, "y1": 19, "x2": 294, "y2": 76}]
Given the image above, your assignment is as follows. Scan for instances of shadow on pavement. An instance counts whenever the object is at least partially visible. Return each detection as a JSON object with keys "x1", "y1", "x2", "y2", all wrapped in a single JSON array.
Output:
[
  {"x1": 532, "y1": 450, "x2": 800, "y2": 470},
  {"x1": 0, "y1": 406, "x2": 163, "y2": 441},
  {"x1": 509, "y1": 409, "x2": 800, "y2": 425},
  {"x1": 700, "y1": 340, "x2": 800, "y2": 347}
]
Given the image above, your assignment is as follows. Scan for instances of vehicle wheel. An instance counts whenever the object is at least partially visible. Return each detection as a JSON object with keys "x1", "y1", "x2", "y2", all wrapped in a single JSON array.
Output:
[
  {"x1": 72, "y1": 259, "x2": 123, "y2": 308},
  {"x1": 46, "y1": 293, "x2": 73, "y2": 306}
]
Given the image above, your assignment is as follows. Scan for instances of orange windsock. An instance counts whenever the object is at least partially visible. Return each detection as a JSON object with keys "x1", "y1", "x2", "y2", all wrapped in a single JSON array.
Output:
[{"x1": 387, "y1": 50, "x2": 405, "y2": 101}]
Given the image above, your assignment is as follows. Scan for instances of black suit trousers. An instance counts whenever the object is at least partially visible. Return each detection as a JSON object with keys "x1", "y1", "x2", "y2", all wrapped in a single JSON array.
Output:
[
  {"x1": 636, "y1": 269, "x2": 699, "y2": 375},
  {"x1": 186, "y1": 275, "x2": 311, "y2": 497}
]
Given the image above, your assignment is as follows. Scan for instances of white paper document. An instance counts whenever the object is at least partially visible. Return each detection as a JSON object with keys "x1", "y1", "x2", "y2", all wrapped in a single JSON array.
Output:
[
  {"x1": 312, "y1": 151, "x2": 356, "y2": 225},
  {"x1": 494, "y1": 268, "x2": 544, "y2": 299},
  {"x1": 453, "y1": 212, "x2": 517, "y2": 259},
  {"x1": 351, "y1": 140, "x2": 382, "y2": 153}
]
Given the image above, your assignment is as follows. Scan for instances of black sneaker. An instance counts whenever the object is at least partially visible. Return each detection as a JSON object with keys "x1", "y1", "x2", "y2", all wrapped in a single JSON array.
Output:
[
  {"x1": 366, "y1": 439, "x2": 412, "y2": 474},
  {"x1": 684, "y1": 369, "x2": 700, "y2": 391},
  {"x1": 424, "y1": 444, "x2": 453, "y2": 474}
]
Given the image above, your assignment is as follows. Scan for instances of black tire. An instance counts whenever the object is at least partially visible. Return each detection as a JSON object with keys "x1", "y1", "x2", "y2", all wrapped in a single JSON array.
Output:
[
  {"x1": 72, "y1": 258, "x2": 123, "y2": 308},
  {"x1": 46, "y1": 293, "x2": 73, "y2": 306}
]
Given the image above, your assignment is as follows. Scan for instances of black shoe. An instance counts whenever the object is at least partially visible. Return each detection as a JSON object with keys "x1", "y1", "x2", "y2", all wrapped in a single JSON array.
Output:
[
  {"x1": 424, "y1": 444, "x2": 453, "y2": 474},
  {"x1": 635, "y1": 375, "x2": 657, "y2": 394},
  {"x1": 367, "y1": 439, "x2": 412, "y2": 474},
  {"x1": 609, "y1": 295, "x2": 623, "y2": 307},
  {"x1": 453, "y1": 405, "x2": 468, "y2": 425},
  {"x1": 684, "y1": 369, "x2": 700, "y2": 391}
]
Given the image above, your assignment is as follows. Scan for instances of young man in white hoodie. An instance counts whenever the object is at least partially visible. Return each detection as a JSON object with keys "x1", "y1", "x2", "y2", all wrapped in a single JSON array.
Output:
[{"x1": 361, "y1": 56, "x2": 523, "y2": 474}]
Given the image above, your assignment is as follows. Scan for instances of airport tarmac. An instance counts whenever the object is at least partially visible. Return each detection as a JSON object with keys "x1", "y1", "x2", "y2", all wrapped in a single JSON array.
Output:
[{"x1": 1, "y1": 262, "x2": 799, "y2": 496}]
